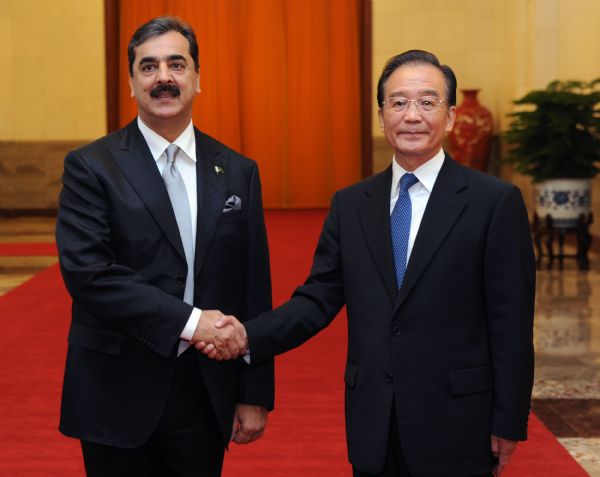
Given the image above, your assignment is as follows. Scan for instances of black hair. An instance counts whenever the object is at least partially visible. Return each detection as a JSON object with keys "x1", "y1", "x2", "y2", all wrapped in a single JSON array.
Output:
[
  {"x1": 376, "y1": 50, "x2": 457, "y2": 107},
  {"x1": 128, "y1": 16, "x2": 199, "y2": 76}
]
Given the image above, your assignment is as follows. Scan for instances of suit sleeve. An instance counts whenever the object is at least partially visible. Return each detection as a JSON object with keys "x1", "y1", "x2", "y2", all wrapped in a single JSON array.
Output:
[
  {"x1": 245, "y1": 193, "x2": 346, "y2": 365},
  {"x1": 484, "y1": 185, "x2": 536, "y2": 440},
  {"x1": 236, "y1": 163, "x2": 276, "y2": 409},
  {"x1": 56, "y1": 150, "x2": 191, "y2": 358}
]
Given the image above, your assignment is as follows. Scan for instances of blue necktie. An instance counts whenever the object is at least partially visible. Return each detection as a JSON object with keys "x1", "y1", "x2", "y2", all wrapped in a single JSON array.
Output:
[{"x1": 391, "y1": 173, "x2": 419, "y2": 288}]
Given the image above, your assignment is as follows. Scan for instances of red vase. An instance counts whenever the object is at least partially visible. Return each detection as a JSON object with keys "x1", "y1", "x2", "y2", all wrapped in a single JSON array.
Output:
[{"x1": 448, "y1": 89, "x2": 493, "y2": 171}]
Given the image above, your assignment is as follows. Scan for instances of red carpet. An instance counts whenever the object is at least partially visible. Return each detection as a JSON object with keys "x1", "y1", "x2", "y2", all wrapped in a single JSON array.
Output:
[
  {"x1": 0, "y1": 211, "x2": 589, "y2": 476},
  {"x1": 0, "y1": 242, "x2": 57, "y2": 256},
  {"x1": 0, "y1": 265, "x2": 82, "y2": 475}
]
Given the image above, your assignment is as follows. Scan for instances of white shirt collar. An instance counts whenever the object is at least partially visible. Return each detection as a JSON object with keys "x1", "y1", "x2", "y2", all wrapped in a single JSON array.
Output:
[
  {"x1": 136, "y1": 116, "x2": 196, "y2": 163},
  {"x1": 391, "y1": 148, "x2": 445, "y2": 195}
]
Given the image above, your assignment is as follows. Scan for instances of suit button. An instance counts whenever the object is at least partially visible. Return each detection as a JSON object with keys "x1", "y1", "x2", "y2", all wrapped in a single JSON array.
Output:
[
  {"x1": 176, "y1": 276, "x2": 185, "y2": 284},
  {"x1": 392, "y1": 327, "x2": 401, "y2": 336},
  {"x1": 384, "y1": 373, "x2": 394, "y2": 384}
]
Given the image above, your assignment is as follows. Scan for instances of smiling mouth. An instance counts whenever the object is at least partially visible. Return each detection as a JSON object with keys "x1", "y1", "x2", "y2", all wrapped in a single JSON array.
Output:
[{"x1": 154, "y1": 94, "x2": 177, "y2": 102}]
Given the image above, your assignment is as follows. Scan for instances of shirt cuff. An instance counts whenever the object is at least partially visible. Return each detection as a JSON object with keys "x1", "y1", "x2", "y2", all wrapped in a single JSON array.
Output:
[{"x1": 180, "y1": 308, "x2": 202, "y2": 341}]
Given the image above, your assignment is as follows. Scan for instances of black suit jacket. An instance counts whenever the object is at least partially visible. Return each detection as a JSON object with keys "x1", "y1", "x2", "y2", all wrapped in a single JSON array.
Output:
[
  {"x1": 246, "y1": 155, "x2": 535, "y2": 476},
  {"x1": 56, "y1": 120, "x2": 274, "y2": 448}
]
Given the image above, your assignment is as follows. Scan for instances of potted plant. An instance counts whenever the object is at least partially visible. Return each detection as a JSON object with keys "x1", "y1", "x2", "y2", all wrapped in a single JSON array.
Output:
[{"x1": 504, "y1": 78, "x2": 600, "y2": 227}]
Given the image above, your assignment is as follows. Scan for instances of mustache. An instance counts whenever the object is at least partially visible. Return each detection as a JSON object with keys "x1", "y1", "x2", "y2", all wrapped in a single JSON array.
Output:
[{"x1": 150, "y1": 83, "x2": 181, "y2": 98}]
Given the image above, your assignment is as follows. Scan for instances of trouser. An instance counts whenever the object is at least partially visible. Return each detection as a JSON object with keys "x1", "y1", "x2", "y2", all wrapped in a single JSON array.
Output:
[
  {"x1": 352, "y1": 405, "x2": 492, "y2": 477},
  {"x1": 81, "y1": 348, "x2": 225, "y2": 477}
]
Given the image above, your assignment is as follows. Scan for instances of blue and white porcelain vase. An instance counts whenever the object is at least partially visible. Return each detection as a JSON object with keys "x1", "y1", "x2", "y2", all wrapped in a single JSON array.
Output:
[{"x1": 535, "y1": 179, "x2": 591, "y2": 227}]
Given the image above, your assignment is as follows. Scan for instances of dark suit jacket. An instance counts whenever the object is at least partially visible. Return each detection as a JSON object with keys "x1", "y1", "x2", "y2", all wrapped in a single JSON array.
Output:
[
  {"x1": 246, "y1": 155, "x2": 535, "y2": 476},
  {"x1": 56, "y1": 120, "x2": 274, "y2": 448}
]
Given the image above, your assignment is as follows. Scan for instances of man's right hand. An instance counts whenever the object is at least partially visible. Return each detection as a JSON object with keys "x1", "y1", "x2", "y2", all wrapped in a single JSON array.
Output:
[{"x1": 191, "y1": 310, "x2": 247, "y2": 361}]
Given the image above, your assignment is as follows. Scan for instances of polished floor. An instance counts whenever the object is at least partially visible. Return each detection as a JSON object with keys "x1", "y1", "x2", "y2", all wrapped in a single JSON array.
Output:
[
  {"x1": 1, "y1": 217, "x2": 599, "y2": 475},
  {"x1": 0, "y1": 217, "x2": 57, "y2": 295},
  {"x1": 533, "y1": 253, "x2": 600, "y2": 475}
]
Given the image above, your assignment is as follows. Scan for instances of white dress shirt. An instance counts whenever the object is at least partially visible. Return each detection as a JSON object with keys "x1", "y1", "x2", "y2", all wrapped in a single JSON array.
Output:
[
  {"x1": 390, "y1": 148, "x2": 445, "y2": 264},
  {"x1": 137, "y1": 117, "x2": 201, "y2": 344}
]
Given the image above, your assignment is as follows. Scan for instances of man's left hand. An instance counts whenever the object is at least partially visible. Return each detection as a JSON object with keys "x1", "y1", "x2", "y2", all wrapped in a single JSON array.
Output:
[
  {"x1": 491, "y1": 435, "x2": 518, "y2": 476},
  {"x1": 231, "y1": 404, "x2": 268, "y2": 445}
]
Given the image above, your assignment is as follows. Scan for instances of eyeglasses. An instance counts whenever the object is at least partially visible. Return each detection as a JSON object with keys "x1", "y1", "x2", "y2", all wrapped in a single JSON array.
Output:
[{"x1": 381, "y1": 96, "x2": 446, "y2": 113}]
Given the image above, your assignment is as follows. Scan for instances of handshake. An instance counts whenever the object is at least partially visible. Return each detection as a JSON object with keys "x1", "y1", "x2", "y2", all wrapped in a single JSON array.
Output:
[{"x1": 190, "y1": 310, "x2": 248, "y2": 361}]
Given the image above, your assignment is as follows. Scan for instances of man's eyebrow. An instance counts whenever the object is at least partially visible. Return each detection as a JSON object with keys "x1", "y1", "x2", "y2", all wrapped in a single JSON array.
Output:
[
  {"x1": 139, "y1": 56, "x2": 158, "y2": 66},
  {"x1": 138, "y1": 55, "x2": 188, "y2": 65},
  {"x1": 388, "y1": 89, "x2": 440, "y2": 98}
]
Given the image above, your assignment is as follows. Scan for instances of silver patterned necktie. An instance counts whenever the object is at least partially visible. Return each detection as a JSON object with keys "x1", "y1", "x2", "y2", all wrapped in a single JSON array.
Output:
[
  {"x1": 163, "y1": 144, "x2": 195, "y2": 305},
  {"x1": 391, "y1": 173, "x2": 419, "y2": 289}
]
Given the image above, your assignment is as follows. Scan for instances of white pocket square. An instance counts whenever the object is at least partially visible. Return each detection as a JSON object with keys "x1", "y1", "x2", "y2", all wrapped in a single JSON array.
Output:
[{"x1": 223, "y1": 195, "x2": 242, "y2": 213}]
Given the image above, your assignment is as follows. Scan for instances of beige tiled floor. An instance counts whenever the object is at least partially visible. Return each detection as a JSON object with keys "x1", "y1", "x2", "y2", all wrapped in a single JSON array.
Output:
[
  {"x1": 532, "y1": 251, "x2": 600, "y2": 475},
  {"x1": 1, "y1": 217, "x2": 599, "y2": 474},
  {"x1": 0, "y1": 217, "x2": 56, "y2": 243},
  {"x1": 0, "y1": 217, "x2": 58, "y2": 295},
  {"x1": 560, "y1": 438, "x2": 600, "y2": 474}
]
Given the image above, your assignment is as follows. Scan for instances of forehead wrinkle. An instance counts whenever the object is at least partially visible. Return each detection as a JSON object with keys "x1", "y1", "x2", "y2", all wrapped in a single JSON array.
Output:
[{"x1": 384, "y1": 64, "x2": 447, "y2": 98}]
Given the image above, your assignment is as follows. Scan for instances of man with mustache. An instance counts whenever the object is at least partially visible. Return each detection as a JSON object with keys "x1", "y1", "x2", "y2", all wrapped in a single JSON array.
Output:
[
  {"x1": 151, "y1": 82, "x2": 182, "y2": 98},
  {"x1": 200, "y1": 50, "x2": 535, "y2": 477},
  {"x1": 56, "y1": 16, "x2": 273, "y2": 476}
]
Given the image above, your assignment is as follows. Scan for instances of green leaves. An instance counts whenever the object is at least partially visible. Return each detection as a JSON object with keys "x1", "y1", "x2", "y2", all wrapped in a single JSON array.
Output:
[{"x1": 503, "y1": 79, "x2": 600, "y2": 182}]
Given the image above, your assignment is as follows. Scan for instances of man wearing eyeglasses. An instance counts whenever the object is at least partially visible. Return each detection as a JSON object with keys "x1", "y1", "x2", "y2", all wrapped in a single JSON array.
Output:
[{"x1": 199, "y1": 50, "x2": 535, "y2": 477}]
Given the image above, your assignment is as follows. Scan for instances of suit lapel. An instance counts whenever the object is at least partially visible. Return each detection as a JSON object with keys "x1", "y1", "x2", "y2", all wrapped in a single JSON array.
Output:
[
  {"x1": 108, "y1": 120, "x2": 186, "y2": 260},
  {"x1": 357, "y1": 167, "x2": 397, "y2": 305},
  {"x1": 394, "y1": 155, "x2": 467, "y2": 311},
  {"x1": 194, "y1": 129, "x2": 228, "y2": 273}
]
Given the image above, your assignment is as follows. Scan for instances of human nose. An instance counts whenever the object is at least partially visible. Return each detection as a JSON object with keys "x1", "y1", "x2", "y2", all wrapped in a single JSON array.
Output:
[
  {"x1": 156, "y1": 63, "x2": 171, "y2": 82},
  {"x1": 403, "y1": 101, "x2": 422, "y2": 121}
]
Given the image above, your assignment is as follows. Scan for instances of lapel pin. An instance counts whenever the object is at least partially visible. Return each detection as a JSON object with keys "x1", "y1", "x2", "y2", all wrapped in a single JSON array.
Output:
[{"x1": 214, "y1": 165, "x2": 225, "y2": 175}]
